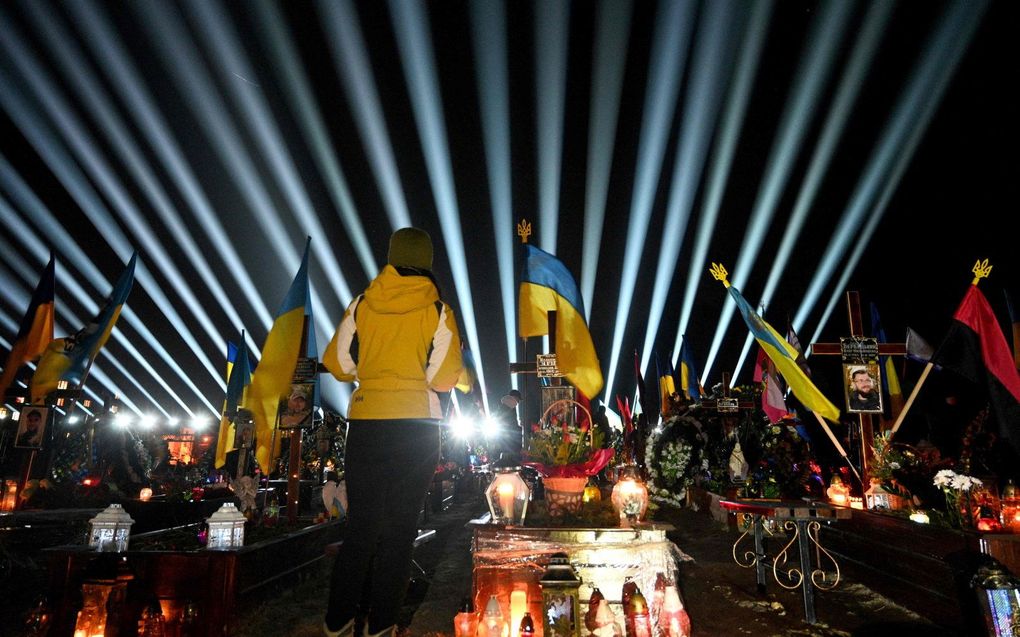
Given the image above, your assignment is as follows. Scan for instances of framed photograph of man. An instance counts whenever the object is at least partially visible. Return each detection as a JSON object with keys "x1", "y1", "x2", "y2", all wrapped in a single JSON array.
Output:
[
  {"x1": 15, "y1": 406, "x2": 49, "y2": 449},
  {"x1": 844, "y1": 363, "x2": 883, "y2": 414},
  {"x1": 278, "y1": 383, "x2": 314, "y2": 429}
]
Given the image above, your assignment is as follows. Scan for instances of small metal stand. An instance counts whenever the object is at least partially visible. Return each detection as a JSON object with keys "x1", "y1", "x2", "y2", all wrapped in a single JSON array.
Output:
[{"x1": 719, "y1": 499, "x2": 850, "y2": 624}]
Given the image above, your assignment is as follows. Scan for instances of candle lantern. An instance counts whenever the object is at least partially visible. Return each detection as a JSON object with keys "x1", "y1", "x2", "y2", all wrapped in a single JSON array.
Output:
[
  {"x1": 657, "y1": 582, "x2": 690, "y2": 637},
  {"x1": 73, "y1": 583, "x2": 110, "y2": 637},
  {"x1": 88, "y1": 503, "x2": 134, "y2": 552},
  {"x1": 972, "y1": 558, "x2": 1020, "y2": 636},
  {"x1": 481, "y1": 594, "x2": 506, "y2": 637},
  {"x1": 519, "y1": 612, "x2": 535, "y2": 636},
  {"x1": 1, "y1": 478, "x2": 18, "y2": 512},
  {"x1": 509, "y1": 586, "x2": 528, "y2": 637},
  {"x1": 583, "y1": 480, "x2": 601, "y2": 503},
  {"x1": 864, "y1": 480, "x2": 903, "y2": 511},
  {"x1": 584, "y1": 587, "x2": 604, "y2": 633},
  {"x1": 485, "y1": 464, "x2": 530, "y2": 525},
  {"x1": 206, "y1": 502, "x2": 246, "y2": 549},
  {"x1": 626, "y1": 587, "x2": 653, "y2": 637},
  {"x1": 592, "y1": 599, "x2": 621, "y2": 637},
  {"x1": 826, "y1": 475, "x2": 850, "y2": 506},
  {"x1": 909, "y1": 510, "x2": 930, "y2": 524},
  {"x1": 453, "y1": 597, "x2": 478, "y2": 637},
  {"x1": 610, "y1": 464, "x2": 648, "y2": 526},
  {"x1": 540, "y1": 552, "x2": 581, "y2": 637},
  {"x1": 139, "y1": 600, "x2": 167, "y2": 637},
  {"x1": 139, "y1": 487, "x2": 153, "y2": 502},
  {"x1": 1001, "y1": 479, "x2": 1020, "y2": 532}
]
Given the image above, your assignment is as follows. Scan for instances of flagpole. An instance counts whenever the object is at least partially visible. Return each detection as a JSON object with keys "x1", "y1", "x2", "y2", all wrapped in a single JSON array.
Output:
[
  {"x1": 887, "y1": 362, "x2": 934, "y2": 440},
  {"x1": 812, "y1": 411, "x2": 864, "y2": 486}
]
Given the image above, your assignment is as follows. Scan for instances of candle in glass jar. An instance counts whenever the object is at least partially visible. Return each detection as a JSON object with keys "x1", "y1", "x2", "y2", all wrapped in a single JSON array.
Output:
[{"x1": 497, "y1": 482, "x2": 515, "y2": 519}]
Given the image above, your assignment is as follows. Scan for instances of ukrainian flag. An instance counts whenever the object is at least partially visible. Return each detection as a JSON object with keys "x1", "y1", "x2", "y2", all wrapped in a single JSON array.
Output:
[
  {"x1": 518, "y1": 244, "x2": 603, "y2": 398},
  {"x1": 677, "y1": 336, "x2": 704, "y2": 401},
  {"x1": 215, "y1": 339, "x2": 252, "y2": 469},
  {"x1": 250, "y1": 240, "x2": 311, "y2": 473},
  {"x1": 712, "y1": 264, "x2": 839, "y2": 422},
  {"x1": 0, "y1": 255, "x2": 55, "y2": 399},
  {"x1": 30, "y1": 253, "x2": 136, "y2": 404}
]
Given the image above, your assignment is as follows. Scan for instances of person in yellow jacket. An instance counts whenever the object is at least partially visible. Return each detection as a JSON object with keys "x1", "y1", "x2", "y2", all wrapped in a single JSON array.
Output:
[{"x1": 322, "y1": 227, "x2": 463, "y2": 637}]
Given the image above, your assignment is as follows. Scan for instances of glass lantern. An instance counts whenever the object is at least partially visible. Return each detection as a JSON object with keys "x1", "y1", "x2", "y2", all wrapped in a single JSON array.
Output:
[
  {"x1": 88, "y1": 503, "x2": 134, "y2": 552},
  {"x1": 1, "y1": 478, "x2": 17, "y2": 512},
  {"x1": 1001, "y1": 479, "x2": 1020, "y2": 532},
  {"x1": 206, "y1": 502, "x2": 246, "y2": 550},
  {"x1": 73, "y1": 583, "x2": 110, "y2": 637},
  {"x1": 485, "y1": 466, "x2": 530, "y2": 525},
  {"x1": 610, "y1": 465, "x2": 649, "y2": 526},
  {"x1": 972, "y1": 558, "x2": 1020, "y2": 636},
  {"x1": 540, "y1": 552, "x2": 581, "y2": 637}
]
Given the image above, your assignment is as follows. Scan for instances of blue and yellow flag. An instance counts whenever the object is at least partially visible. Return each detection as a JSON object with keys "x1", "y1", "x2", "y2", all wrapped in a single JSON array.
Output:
[
  {"x1": 518, "y1": 244, "x2": 603, "y2": 398},
  {"x1": 250, "y1": 240, "x2": 311, "y2": 473},
  {"x1": 711, "y1": 263, "x2": 839, "y2": 422},
  {"x1": 656, "y1": 352, "x2": 675, "y2": 416},
  {"x1": 870, "y1": 302, "x2": 903, "y2": 418},
  {"x1": 1, "y1": 255, "x2": 55, "y2": 399},
  {"x1": 30, "y1": 253, "x2": 136, "y2": 404},
  {"x1": 215, "y1": 339, "x2": 252, "y2": 469},
  {"x1": 676, "y1": 335, "x2": 704, "y2": 401}
]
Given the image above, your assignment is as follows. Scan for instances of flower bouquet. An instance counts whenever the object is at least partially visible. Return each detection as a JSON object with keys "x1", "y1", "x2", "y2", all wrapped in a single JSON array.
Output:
[
  {"x1": 933, "y1": 469, "x2": 983, "y2": 529},
  {"x1": 523, "y1": 399, "x2": 614, "y2": 516}
]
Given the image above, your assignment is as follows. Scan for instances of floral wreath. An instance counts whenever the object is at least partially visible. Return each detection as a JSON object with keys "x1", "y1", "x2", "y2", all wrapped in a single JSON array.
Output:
[{"x1": 645, "y1": 412, "x2": 706, "y2": 508}]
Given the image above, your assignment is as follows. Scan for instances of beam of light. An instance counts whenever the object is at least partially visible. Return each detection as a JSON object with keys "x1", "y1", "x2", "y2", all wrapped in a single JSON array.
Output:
[
  {"x1": 803, "y1": 0, "x2": 989, "y2": 344},
  {"x1": 671, "y1": 1, "x2": 772, "y2": 369},
  {"x1": 128, "y1": 2, "x2": 343, "y2": 410},
  {"x1": 19, "y1": 1, "x2": 266, "y2": 364},
  {"x1": 388, "y1": 0, "x2": 489, "y2": 407},
  {"x1": 469, "y1": 0, "x2": 518, "y2": 382},
  {"x1": 639, "y1": 0, "x2": 739, "y2": 375},
  {"x1": 727, "y1": 1, "x2": 894, "y2": 384},
  {"x1": 185, "y1": 0, "x2": 356, "y2": 310},
  {"x1": 0, "y1": 155, "x2": 211, "y2": 415},
  {"x1": 0, "y1": 239, "x2": 165, "y2": 416},
  {"x1": 182, "y1": 0, "x2": 353, "y2": 412},
  {"x1": 580, "y1": 0, "x2": 633, "y2": 320},
  {"x1": 0, "y1": 18, "x2": 229, "y2": 394},
  {"x1": 534, "y1": 0, "x2": 570, "y2": 252},
  {"x1": 252, "y1": 0, "x2": 378, "y2": 280},
  {"x1": 129, "y1": 1, "x2": 336, "y2": 336},
  {"x1": 700, "y1": 0, "x2": 853, "y2": 382},
  {"x1": 65, "y1": 0, "x2": 272, "y2": 346},
  {"x1": 316, "y1": 0, "x2": 412, "y2": 230},
  {"x1": 601, "y1": 0, "x2": 698, "y2": 404}
]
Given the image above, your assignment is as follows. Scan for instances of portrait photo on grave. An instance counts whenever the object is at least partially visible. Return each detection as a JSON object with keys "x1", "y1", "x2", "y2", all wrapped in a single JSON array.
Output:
[
  {"x1": 14, "y1": 406, "x2": 48, "y2": 449},
  {"x1": 279, "y1": 382, "x2": 314, "y2": 428},
  {"x1": 844, "y1": 363, "x2": 883, "y2": 414}
]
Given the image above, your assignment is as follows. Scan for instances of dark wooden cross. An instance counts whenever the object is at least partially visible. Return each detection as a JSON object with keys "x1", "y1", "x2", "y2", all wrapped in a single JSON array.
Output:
[{"x1": 808, "y1": 291, "x2": 906, "y2": 484}]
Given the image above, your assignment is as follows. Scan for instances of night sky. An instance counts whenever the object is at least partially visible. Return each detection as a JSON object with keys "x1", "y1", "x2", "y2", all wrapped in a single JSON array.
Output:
[{"x1": 0, "y1": 0, "x2": 1016, "y2": 427}]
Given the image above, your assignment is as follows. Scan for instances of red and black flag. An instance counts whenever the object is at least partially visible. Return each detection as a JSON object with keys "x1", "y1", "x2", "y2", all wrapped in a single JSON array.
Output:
[{"x1": 932, "y1": 285, "x2": 1020, "y2": 445}]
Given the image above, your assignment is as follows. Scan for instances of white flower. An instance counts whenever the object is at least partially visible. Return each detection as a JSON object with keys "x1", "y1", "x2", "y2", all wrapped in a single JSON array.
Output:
[
  {"x1": 933, "y1": 469, "x2": 956, "y2": 488},
  {"x1": 889, "y1": 462, "x2": 901, "y2": 470}
]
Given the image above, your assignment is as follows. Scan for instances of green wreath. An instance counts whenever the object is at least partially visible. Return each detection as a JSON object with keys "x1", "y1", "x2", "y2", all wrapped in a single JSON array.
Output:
[{"x1": 646, "y1": 412, "x2": 706, "y2": 506}]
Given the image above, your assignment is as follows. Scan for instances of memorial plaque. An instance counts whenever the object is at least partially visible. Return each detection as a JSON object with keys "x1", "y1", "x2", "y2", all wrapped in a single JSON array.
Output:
[
  {"x1": 717, "y1": 397, "x2": 739, "y2": 413},
  {"x1": 292, "y1": 357, "x2": 318, "y2": 382},
  {"x1": 536, "y1": 354, "x2": 563, "y2": 378}
]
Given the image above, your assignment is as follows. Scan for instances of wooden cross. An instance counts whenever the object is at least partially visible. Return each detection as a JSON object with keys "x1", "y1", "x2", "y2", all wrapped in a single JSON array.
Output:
[
  {"x1": 808, "y1": 291, "x2": 906, "y2": 484},
  {"x1": 696, "y1": 372, "x2": 756, "y2": 413}
]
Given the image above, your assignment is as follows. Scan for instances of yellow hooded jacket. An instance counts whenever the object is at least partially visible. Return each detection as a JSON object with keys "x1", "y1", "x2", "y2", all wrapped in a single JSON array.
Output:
[{"x1": 323, "y1": 265, "x2": 463, "y2": 419}]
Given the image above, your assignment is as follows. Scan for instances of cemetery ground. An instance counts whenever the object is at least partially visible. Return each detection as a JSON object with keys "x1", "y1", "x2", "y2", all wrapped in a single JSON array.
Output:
[{"x1": 229, "y1": 493, "x2": 957, "y2": 637}]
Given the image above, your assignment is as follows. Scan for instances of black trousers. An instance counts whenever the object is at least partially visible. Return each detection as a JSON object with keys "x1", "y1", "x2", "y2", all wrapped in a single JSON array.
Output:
[{"x1": 326, "y1": 419, "x2": 441, "y2": 632}]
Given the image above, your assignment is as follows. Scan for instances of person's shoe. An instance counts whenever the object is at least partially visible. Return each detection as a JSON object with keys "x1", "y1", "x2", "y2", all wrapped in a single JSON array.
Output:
[
  {"x1": 322, "y1": 618, "x2": 355, "y2": 637},
  {"x1": 363, "y1": 625, "x2": 395, "y2": 637}
]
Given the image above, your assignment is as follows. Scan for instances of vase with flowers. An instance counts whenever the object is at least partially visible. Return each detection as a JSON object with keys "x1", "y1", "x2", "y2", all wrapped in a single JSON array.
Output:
[
  {"x1": 523, "y1": 399, "x2": 614, "y2": 516},
  {"x1": 933, "y1": 469, "x2": 983, "y2": 529}
]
